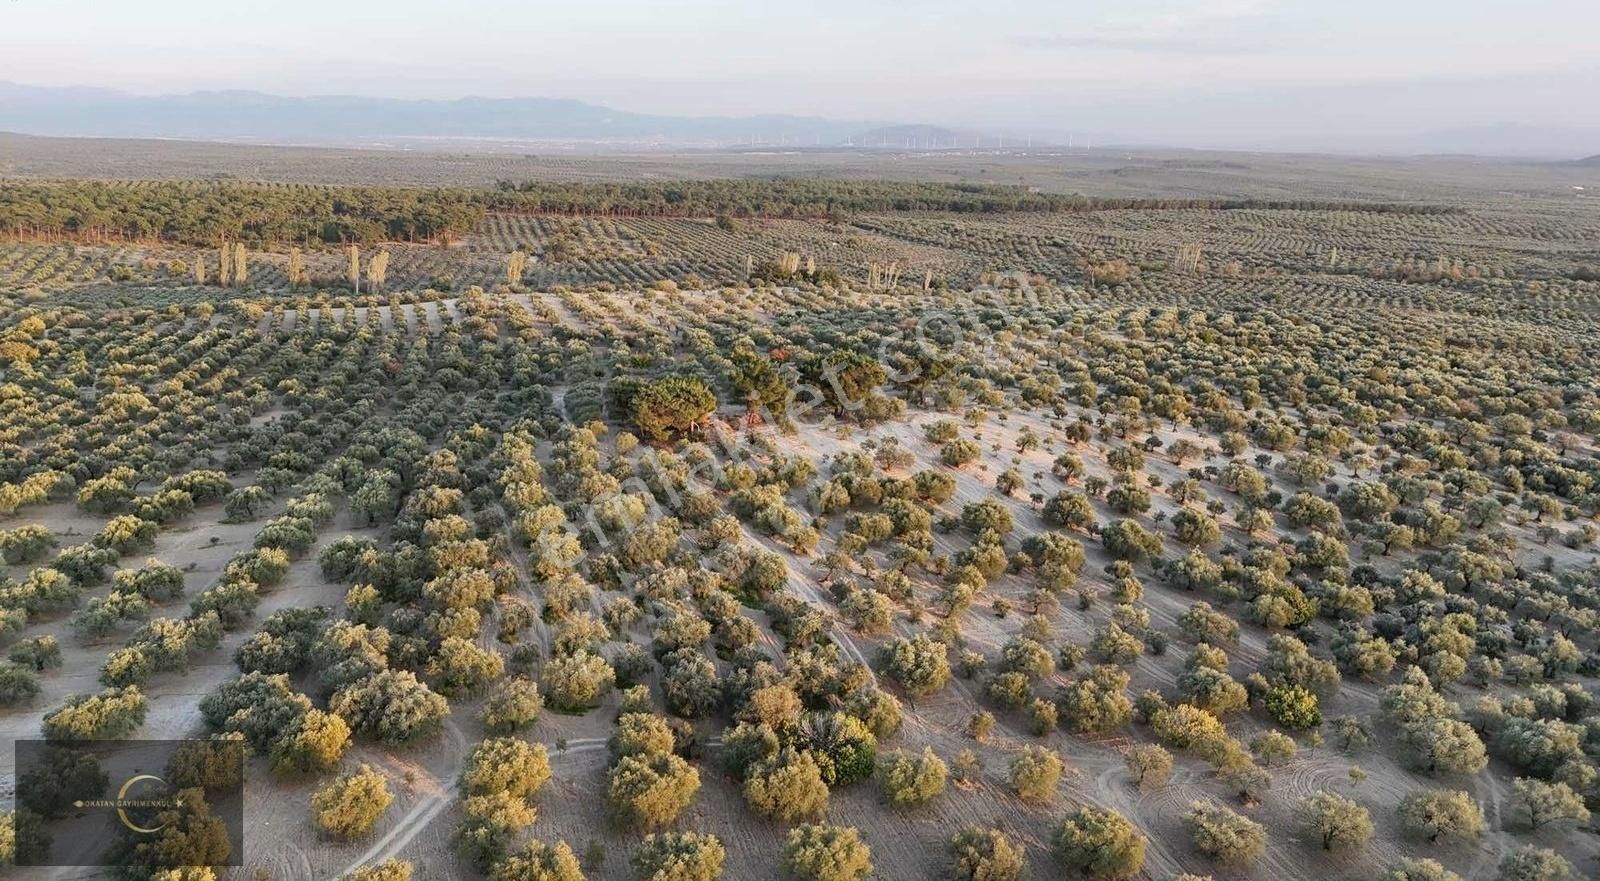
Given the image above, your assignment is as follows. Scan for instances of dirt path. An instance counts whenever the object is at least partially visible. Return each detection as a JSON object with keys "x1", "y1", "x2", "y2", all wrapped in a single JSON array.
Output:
[
  {"x1": 734, "y1": 521, "x2": 875, "y2": 680},
  {"x1": 334, "y1": 718, "x2": 469, "y2": 879}
]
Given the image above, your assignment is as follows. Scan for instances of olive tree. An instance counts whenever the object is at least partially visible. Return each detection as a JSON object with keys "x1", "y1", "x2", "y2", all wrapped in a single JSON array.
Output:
[
  {"x1": 1055, "y1": 806, "x2": 1147, "y2": 880},
  {"x1": 1511, "y1": 778, "x2": 1589, "y2": 830},
  {"x1": 607, "y1": 752, "x2": 700, "y2": 830},
  {"x1": 743, "y1": 747, "x2": 829, "y2": 822},
  {"x1": 542, "y1": 650, "x2": 616, "y2": 711},
  {"x1": 948, "y1": 827, "x2": 1025, "y2": 881},
  {"x1": 41, "y1": 686, "x2": 147, "y2": 739},
  {"x1": 1057, "y1": 665, "x2": 1134, "y2": 734},
  {"x1": 1183, "y1": 802, "x2": 1266, "y2": 865},
  {"x1": 482, "y1": 678, "x2": 543, "y2": 734},
  {"x1": 783, "y1": 823, "x2": 873, "y2": 881},
  {"x1": 1124, "y1": 744, "x2": 1173, "y2": 790},
  {"x1": 312, "y1": 765, "x2": 392, "y2": 839},
  {"x1": 876, "y1": 747, "x2": 948, "y2": 807},
  {"x1": 1008, "y1": 746, "x2": 1063, "y2": 805},
  {"x1": 610, "y1": 713, "x2": 677, "y2": 762},
  {"x1": 487, "y1": 840, "x2": 586, "y2": 881},
  {"x1": 631, "y1": 831, "x2": 724, "y2": 881},
  {"x1": 344, "y1": 859, "x2": 415, "y2": 881},
  {"x1": 880, "y1": 634, "x2": 950, "y2": 696},
  {"x1": 0, "y1": 664, "x2": 40, "y2": 706},
  {"x1": 1295, "y1": 790, "x2": 1372, "y2": 851},
  {"x1": 0, "y1": 525, "x2": 56, "y2": 565},
  {"x1": 460, "y1": 738, "x2": 551, "y2": 800},
  {"x1": 1397, "y1": 789, "x2": 1484, "y2": 844},
  {"x1": 1384, "y1": 859, "x2": 1463, "y2": 881},
  {"x1": 1496, "y1": 846, "x2": 1574, "y2": 881},
  {"x1": 329, "y1": 670, "x2": 449, "y2": 745}
]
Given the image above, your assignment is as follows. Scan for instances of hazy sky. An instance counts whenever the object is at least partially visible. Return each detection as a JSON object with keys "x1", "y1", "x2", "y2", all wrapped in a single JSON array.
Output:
[{"x1": 3, "y1": 0, "x2": 1596, "y2": 149}]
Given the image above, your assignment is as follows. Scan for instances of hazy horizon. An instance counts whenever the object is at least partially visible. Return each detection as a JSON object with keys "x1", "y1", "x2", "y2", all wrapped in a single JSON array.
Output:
[{"x1": 3, "y1": 0, "x2": 1598, "y2": 154}]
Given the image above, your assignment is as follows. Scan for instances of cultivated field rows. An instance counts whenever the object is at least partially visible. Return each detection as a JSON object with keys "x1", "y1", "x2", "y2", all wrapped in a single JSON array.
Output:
[{"x1": 2, "y1": 166, "x2": 1599, "y2": 881}]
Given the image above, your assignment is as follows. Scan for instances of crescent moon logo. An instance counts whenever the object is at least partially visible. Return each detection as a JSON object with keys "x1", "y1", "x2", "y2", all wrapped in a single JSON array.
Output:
[{"x1": 116, "y1": 774, "x2": 176, "y2": 834}]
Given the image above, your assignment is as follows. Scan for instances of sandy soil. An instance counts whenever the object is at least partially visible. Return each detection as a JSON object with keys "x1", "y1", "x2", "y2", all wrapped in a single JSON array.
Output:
[{"x1": 5, "y1": 367, "x2": 1597, "y2": 881}]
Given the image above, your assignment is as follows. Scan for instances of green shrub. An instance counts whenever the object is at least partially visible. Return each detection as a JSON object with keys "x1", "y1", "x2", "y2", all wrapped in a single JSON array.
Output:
[{"x1": 312, "y1": 765, "x2": 392, "y2": 839}]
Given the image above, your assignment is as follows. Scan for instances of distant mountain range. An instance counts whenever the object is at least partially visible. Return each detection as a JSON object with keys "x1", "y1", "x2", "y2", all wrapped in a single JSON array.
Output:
[
  {"x1": 0, "y1": 81, "x2": 927, "y2": 149},
  {"x1": 1394, "y1": 124, "x2": 1600, "y2": 160},
  {"x1": 1, "y1": 82, "x2": 1594, "y2": 158}
]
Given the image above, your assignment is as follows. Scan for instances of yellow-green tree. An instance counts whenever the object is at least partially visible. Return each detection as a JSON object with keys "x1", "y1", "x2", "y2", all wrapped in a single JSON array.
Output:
[
  {"x1": 347, "y1": 244, "x2": 361, "y2": 293},
  {"x1": 367, "y1": 250, "x2": 390, "y2": 294},
  {"x1": 311, "y1": 764, "x2": 392, "y2": 838},
  {"x1": 288, "y1": 247, "x2": 306, "y2": 287},
  {"x1": 506, "y1": 250, "x2": 529, "y2": 285}
]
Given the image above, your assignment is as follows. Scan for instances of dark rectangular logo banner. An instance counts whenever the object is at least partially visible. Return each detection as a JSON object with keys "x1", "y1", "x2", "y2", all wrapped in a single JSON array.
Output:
[{"x1": 12, "y1": 738, "x2": 245, "y2": 867}]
